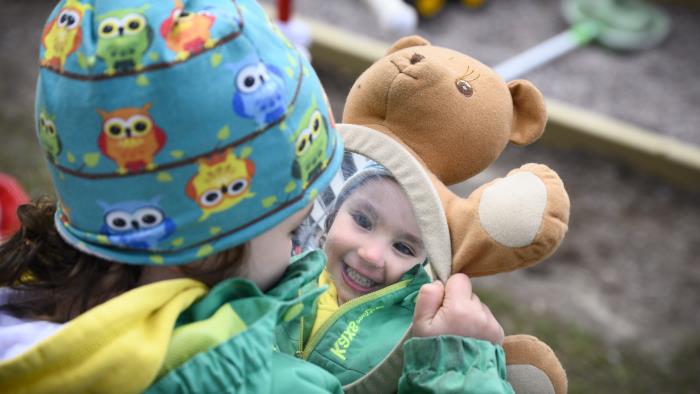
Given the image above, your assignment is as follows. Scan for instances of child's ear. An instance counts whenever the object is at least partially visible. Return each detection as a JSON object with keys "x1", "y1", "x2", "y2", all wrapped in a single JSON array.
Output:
[
  {"x1": 386, "y1": 35, "x2": 431, "y2": 55},
  {"x1": 507, "y1": 80, "x2": 547, "y2": 146}
]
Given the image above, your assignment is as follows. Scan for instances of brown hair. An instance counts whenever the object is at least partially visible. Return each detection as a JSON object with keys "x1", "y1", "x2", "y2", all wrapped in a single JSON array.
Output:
[{"x1": 0, "y1": 198, "x2": 247, "y2": 323}]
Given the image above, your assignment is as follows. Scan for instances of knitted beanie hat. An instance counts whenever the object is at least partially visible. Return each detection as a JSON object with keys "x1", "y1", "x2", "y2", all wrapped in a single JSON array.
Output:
[
  {"x1": 322, "y1": 161, "x2": 393, "y2": 232},
  {"x1": 35, "y1": 0, "x2": 343, "y2": 265}
]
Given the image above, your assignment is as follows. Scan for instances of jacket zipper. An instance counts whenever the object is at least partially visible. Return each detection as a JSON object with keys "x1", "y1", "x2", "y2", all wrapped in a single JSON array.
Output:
[
  {"x1": 295, "y1": 287, "x2": 305, "y2": 358},
  {"x1": 300, "y1": 279, "x2": 411, "y2": 360},
  {"x1": 294, "y1": 315, "x2": 304, "y2": 358}
]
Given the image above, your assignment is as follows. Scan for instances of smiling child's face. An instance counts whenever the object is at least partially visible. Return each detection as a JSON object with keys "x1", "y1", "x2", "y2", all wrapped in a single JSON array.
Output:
[{"x1": 323, "y1": 177, "x2": 426, "y2": 305}]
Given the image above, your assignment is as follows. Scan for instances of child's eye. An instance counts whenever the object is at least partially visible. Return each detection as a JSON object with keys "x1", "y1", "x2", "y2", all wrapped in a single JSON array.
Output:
[
  {"x1": 351, "y1": 212, "x2": 372, "y2": 230},
  {"x1": 393, "y1": 242, "x2": 415, "y2": 257}
]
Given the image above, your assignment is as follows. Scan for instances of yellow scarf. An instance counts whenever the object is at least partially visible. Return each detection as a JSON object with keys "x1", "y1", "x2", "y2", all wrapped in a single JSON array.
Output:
[
  {"x1": 0, "y1": 279, "x2": 207, "y2": 394},
  {"x1": 310, "y1": 269, "x2": 340, "y2": 337}
]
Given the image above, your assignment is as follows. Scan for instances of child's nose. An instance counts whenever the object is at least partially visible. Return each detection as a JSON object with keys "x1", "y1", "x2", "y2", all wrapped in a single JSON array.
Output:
[{"x1": 357, "y1": 242, "x2": 387, "y2": 268}]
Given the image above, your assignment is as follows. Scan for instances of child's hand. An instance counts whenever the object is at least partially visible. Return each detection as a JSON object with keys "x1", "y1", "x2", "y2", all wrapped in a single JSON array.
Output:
[{"x1": 412, "y1": 274, "x2": 504, "y2": 345}]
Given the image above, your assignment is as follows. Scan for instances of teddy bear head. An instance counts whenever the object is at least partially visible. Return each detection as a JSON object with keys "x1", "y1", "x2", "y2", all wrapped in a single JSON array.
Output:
[{"x1": 343, "y1": 36, "x2": 547, "y2": 185}]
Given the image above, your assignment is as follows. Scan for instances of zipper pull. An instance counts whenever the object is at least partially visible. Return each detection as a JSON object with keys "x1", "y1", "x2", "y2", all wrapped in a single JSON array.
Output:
[{"x1": 297, "y1": 308, "x2": 305, "y2": 358}]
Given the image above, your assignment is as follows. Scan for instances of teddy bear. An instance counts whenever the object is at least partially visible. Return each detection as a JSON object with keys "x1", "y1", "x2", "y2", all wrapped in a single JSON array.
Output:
[{"x1": 336, "y1": 35, "x2": 570, "y2": 394}]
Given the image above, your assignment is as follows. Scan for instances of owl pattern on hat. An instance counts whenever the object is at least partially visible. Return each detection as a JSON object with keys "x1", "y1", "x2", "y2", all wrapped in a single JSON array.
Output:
[{"x1": 36, "y1": 0, "x2": 344, "y2": 265}]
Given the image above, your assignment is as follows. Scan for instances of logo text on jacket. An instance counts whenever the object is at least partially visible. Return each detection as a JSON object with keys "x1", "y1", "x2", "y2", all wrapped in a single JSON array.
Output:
[{"x1": 330, "y1": 305, "x2": 384, "y2": 361}]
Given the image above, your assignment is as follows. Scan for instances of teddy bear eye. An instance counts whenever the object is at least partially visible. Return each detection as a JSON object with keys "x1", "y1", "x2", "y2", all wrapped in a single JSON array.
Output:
[{"x1": 456, "y1": 79, "x2": 473, "y2": 97}]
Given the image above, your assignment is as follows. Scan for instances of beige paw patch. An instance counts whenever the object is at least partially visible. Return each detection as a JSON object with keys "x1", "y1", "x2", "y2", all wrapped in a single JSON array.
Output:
[{"x1": 478, "y1": 172, "x2": 546, "y2": 248}]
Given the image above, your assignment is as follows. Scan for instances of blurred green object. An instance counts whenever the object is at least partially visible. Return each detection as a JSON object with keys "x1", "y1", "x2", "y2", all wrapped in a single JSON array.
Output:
[
  {"x1": 494, "y1": 0, "x2": 671, "y2": 80},
  {"x1": 562, "y1": 0, "x2": 671, "y2": 50}
]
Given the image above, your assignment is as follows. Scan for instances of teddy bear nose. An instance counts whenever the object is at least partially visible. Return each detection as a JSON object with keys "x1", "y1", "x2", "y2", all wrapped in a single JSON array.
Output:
[{"x1": 410, "y1": 53, "x2": 425, "y2": 65}]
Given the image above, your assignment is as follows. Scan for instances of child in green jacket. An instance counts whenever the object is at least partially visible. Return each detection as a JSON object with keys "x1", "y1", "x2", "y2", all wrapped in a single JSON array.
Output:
[
  {"x1": 0, "y1": 0, "x2": 509, "y2": 392},
  {"x1": 277, "y1": 162, "x2": 511, "y2": 392},
  {"x1": 0, "y1": 0, "x2": 342, "y2": 391}
]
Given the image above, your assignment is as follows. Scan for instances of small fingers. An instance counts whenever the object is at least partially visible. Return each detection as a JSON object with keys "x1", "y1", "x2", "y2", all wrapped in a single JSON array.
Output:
[
  {"x1": 481, "y1": 303, "x2": 505, "y2": 345},
  {"x1": 444, "y1": 273, "x2": 473, "y2": 307},
  {"x1": 413, "y1": 281, "x2": 445, "y2": 335}
]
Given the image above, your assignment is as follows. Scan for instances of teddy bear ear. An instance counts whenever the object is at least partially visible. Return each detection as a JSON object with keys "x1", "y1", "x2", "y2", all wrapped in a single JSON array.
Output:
[
  {"x1": 508, "y1": 80, "x2": 547, "y2": 146},
  {"x1": 386, "y1": 35, "x2": 431, "y2": 55}
]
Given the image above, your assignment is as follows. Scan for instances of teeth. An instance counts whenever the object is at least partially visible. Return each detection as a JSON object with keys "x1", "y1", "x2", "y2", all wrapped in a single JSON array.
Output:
[{"x1": 345, "y1": 265, "x2": 377, "y2": 288}]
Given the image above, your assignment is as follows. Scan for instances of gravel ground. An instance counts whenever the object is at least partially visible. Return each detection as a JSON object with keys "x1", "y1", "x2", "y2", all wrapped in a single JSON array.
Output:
[{"x1": 2, "y1": 0, "x2": 699, "y2": 368}]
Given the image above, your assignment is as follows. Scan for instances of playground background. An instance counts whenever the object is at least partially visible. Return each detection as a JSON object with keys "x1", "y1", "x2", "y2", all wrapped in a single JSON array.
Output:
[{"x1": 1, "y1": 1, "x2": 699, "y2": 392}]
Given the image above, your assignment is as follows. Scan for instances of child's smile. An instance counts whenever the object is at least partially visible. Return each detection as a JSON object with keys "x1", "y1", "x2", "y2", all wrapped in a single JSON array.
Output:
[{"x1": 341, "y1": 261, "x2": 380, "y2": 293}]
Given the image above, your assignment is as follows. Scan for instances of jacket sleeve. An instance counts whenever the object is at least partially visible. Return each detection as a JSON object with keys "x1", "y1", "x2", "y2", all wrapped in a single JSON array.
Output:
[
  {"x1": 399, "y1": 336, "x2": 514, "y2": 394},
  {"x1": 269, "y1": 351, "x2": 344, "y2": 394}
]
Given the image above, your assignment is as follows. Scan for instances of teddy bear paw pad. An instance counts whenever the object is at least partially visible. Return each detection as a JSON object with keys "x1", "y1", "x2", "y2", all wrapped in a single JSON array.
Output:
[{"x1": 478, "y1": 172, "x2": 547, "y2": 248}]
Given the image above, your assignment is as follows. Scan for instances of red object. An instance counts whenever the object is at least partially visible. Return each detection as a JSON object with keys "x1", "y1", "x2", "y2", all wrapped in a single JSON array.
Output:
[
  {"x1": 277, "y1": 0, "x2": 291, "y2": 22},
  {"x1": 0, "y1": 174, "x2": 30, "y2": 241}
]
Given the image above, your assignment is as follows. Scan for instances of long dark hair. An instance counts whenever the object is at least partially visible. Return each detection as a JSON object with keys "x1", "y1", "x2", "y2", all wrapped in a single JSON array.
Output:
[{"x1": 0, "y1": 198, "x2": 246, "y2": 323}]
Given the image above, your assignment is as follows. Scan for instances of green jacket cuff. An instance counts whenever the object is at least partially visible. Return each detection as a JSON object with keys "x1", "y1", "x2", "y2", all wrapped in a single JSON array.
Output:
[{"x1": 400, "y1": 336, "x2": 514, "y2": 394}]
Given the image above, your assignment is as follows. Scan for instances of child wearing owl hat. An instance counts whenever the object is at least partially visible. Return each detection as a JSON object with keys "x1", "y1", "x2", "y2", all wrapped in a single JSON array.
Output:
[{"x1": 0, "y1": 1, "x2": 510, "y2": 393}]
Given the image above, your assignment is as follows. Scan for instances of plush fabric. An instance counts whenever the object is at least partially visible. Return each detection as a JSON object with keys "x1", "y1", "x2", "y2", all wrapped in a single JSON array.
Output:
[
  {"x1": 435, "y1": 163, "x2": 569, "y2": 277},
  {"x1": 507, "y1": 365, "x2": 555, "y2": 394},
  {"x1": 478, "y1": 172, "x2": 547, "y2": 248},
  {"x1": 504, "y1": 335, "x2": 568, "y2": 394}
]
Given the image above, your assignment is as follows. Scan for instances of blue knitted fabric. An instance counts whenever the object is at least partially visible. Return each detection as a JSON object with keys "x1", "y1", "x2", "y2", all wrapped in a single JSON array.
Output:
[{"x1": 35, "y1": 0, "x2": 343, "y2": 265}]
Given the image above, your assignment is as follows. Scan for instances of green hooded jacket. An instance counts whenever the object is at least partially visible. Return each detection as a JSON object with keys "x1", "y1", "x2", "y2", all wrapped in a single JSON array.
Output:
[
  {"x1": 147, "y1": 251, "x2": 343, "y2": 393},
  {"x1": 0, "y1": 250, "x2": 343, "y2": 394},
  {"x1": 272, "y1": 257, "x2": 514, "y2": 393}
]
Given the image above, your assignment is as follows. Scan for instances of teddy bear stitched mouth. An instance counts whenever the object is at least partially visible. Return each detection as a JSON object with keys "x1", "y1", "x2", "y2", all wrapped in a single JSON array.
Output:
[{"x1": 389, "y1": 59, "x2": 418, "y2": 80}]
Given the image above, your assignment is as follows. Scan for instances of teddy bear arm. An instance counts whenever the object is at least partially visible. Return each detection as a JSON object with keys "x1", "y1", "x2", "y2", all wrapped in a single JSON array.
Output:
[
  {"x1": 441, "y1": 164, "x2": 569, "y2": 276},
  {"x1": 504, "y1": 334, "x2": 568, "y2": 394},
  {"x1": 506, "y1": 163, "x2": 570, "y2": 263},
  {"x1": 434, "y1": 175, "x2": 519, "y2": 277}
]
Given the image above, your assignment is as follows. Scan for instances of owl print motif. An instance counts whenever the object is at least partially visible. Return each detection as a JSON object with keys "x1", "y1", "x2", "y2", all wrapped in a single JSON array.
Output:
[
  {"x1": 186, "y1": 148, "x2": 256, "y2": 221},
  {"x1": 97, "y1": 103, "x2": 167, "y2": 174},
  {"x1": 99, "y1": 198, "x2": 176, "y2": 250},
  {"x1": 230, "y1": 59, "x2": 288, "y2": 126},
  {"x1": 291, "y1": 105, "x2": 330, "y2": 189},
  {"x1": 96, "y1": 6, "x2": 153, "y2": 75},
  {"x1": 160, "y1": 0, "x2": 218, "y2": 60},
  {"x1": 41, "y1": 0, "x2": 92, "y2": 72}
]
